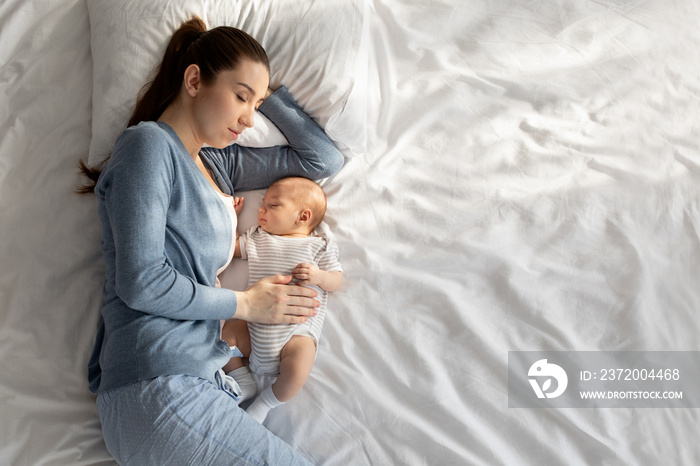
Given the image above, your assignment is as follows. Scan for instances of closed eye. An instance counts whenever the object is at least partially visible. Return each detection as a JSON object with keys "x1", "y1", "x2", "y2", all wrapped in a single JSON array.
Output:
[{"x1": 237, "y1": 95, "x2": 247, "y2": 103}]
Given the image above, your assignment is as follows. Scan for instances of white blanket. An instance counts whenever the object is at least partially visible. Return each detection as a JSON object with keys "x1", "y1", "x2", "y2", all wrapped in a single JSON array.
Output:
[{"x1": 1, "y1": 0, "x2": 699, "y2": 464}]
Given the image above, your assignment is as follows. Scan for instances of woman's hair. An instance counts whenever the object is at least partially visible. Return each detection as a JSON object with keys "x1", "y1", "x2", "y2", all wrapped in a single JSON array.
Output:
[{"x1": 77, "y1": 16, "x2": 269, "y2": 194}]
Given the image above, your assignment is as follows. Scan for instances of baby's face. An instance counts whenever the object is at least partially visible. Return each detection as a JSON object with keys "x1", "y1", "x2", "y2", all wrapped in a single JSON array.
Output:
[{"x1": 258, "y1": 183, "x2": 301, "y2": 235}]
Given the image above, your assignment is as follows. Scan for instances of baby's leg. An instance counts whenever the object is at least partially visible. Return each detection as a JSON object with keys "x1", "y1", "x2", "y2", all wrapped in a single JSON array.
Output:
[
  {"x1": 272, "y1": 335, "x2": 317, "y2": 402},
  {"x1": 221, "y1": 319, "x2": 257, "y2": 402},
  {"x1": 245, "y1": 335, "x2": 317, "y2": 423},
  {"x1": 221, "y1": 319, "x2": 251, "y2": 372}
]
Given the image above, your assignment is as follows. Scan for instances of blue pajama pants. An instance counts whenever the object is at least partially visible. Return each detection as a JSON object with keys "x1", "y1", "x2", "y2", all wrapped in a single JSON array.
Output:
[{"x1": 96, "y1": 375, "x2": 312, "y2": 465}]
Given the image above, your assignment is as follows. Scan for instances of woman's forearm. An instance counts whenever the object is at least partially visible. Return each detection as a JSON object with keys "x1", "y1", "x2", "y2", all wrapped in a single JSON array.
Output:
[
  {"x1": 202, "y1": 86, "x2": 345, "y2": 193},
  {"x1": 257, "y1": 86, "x2": 344, "y2": 179}
]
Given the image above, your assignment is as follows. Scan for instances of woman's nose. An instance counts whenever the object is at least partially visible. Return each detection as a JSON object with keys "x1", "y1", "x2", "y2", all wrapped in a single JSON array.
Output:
[{"x1": 241, "y1": 108, "x2": 255, "y2": 129}]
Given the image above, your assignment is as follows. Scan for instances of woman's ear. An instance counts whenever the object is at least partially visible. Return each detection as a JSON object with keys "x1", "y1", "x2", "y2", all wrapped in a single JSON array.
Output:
[{"x1": 183, "y1": 64, "x2": 202, "y2": 97}]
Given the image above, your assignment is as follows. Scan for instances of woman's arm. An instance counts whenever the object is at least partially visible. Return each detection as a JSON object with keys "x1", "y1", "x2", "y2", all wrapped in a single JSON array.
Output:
[
  {"x1": 99, "y1": 127, "x2": 238, "y2": 321},
  {"x1": 102, "y1": 133, "x2": 321, "y2": 324},
  {"x1": 200, "y1": 86, "x2": 344, "y2": 193},
  {"x1": 234, "y1": 275, "x2": 321, "y2": 324}
]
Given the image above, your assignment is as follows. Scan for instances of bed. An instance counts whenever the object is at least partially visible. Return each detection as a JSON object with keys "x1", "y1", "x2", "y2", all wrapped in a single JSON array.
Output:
[{"x1": 1, "y1": 0, "x2": 699, "y2": 464}]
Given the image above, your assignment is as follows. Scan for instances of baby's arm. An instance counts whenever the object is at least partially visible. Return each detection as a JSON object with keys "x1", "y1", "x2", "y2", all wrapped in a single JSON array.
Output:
[
  {"x1": 234, "y1": 236, "x2": 242, "y2": 258},
  {"x1": 292, "y1": 263, "x2": 343, "y2": 292},
  {"x1": 233, "y1": 196, "x2": 244, "y2": 216},
  {"x1": 232, "y1": 197, "x2": 244, "y2": 258}
]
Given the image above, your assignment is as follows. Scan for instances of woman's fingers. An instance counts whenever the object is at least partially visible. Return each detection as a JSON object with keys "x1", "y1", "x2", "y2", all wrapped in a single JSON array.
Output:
[
  {"x1": 278, "y1": 287, "x2": 320, "y2": 316},
  {"x1": 284, "y1": 300, "x2": 320, "y2": 316},
  {"x1": 235, "y1": 276, "x2": 319, "y2": 324},
  {"x1": 284, "y1": 284, "x2": 318, "y2": 299}
]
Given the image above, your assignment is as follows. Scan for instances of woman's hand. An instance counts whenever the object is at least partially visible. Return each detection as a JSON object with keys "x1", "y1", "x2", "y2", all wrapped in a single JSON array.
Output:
[{"x1": 234, "y1": 275, "x2": 320, "y2": 324}]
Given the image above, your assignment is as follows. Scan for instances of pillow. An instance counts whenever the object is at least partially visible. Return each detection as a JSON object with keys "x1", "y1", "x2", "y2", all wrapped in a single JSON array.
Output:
[{"x1": 86, "y1": 0, "x2": 368, "y2": 165}]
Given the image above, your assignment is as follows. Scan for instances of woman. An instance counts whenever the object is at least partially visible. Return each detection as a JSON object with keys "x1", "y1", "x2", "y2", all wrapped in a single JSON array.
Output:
[{"x1": 78, "y1": 16, "x2": 343, "y2": 465}]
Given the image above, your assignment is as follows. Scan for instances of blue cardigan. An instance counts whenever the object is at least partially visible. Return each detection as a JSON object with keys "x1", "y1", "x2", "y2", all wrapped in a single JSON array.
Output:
[{"x1": 88, "y1": 87, "x2": 343, "y2": 394}]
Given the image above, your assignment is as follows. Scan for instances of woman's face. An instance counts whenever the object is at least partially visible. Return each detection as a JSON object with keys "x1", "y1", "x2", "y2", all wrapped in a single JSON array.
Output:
[{"x1": 193, "y1": 59, "x2": 269, "y2": 149}]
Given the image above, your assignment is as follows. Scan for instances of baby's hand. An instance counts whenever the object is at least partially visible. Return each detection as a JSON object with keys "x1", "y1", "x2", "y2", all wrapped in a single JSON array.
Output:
[
  {"x1": 292, "y1": 263, "x2": 322, "y2": 286},
  {"x1": 233, "y1": 197, "x2": 245, "y2": 216}
]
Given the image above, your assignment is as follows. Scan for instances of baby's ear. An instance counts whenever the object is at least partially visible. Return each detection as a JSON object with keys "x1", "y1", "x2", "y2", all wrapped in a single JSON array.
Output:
[{"x1": 298, "y1": 208, "x2": 312, "y2": 224}]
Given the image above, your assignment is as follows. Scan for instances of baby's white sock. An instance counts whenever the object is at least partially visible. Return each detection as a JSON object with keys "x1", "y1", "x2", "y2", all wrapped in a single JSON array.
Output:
[
  {"x1": 227, "y1": 366, "x2": 257, "y2": 403},
  {"x1": 246, "y1": 385, "x2": 282, "y2": 423}
]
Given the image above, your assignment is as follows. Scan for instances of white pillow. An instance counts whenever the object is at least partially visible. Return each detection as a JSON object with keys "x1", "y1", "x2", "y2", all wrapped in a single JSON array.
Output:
[{"x1": 87, "y1": 0, "x2": 368, "y2": 165}]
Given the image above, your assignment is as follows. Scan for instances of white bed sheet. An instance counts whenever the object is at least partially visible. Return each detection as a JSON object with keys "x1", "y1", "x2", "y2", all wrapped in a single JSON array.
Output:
[{"x1": 2, "y1": 0, "x2": 700, "y2": 465}]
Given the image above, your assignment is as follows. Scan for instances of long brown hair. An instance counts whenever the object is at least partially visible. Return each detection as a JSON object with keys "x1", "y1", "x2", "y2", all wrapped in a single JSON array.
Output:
[{"x1": 77, "y1": 16, "x2": 269, "y2": 194}]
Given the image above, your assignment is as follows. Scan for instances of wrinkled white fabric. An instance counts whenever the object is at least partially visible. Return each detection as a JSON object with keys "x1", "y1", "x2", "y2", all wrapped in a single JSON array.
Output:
[{"x1": 1, "y1": 0, "x2": 700, "y2": 465}]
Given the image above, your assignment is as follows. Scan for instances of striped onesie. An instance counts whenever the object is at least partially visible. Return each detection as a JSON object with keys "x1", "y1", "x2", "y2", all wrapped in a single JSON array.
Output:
[{"x1": 239, "y1": 226, "x2": 342, "y2": 376}]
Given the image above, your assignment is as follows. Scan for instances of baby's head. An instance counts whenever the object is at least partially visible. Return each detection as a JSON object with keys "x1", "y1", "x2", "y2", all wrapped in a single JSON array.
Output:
[{"x1": 258, "y1": 176, "x2": 327, "y2": 236}]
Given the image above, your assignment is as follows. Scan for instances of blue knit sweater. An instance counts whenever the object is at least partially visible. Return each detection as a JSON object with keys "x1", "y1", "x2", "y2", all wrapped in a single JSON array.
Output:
[{"x1": 88, "y1": 87, "x2": 343, "y2": 394}]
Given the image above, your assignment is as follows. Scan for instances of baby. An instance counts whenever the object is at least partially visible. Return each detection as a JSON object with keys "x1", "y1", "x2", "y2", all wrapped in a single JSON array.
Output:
[{"x1": 223, "y1": 176, "x2": 342, "y2": 423}]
